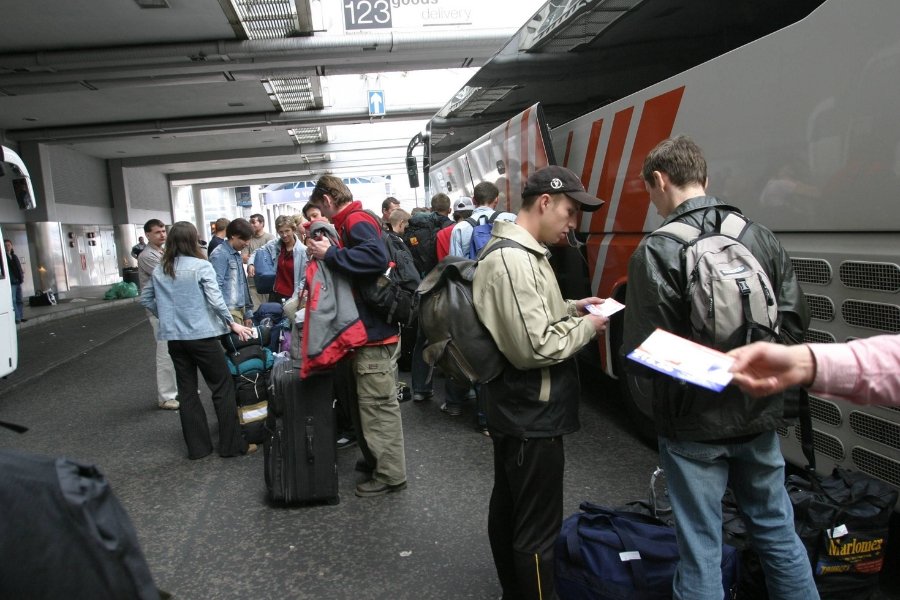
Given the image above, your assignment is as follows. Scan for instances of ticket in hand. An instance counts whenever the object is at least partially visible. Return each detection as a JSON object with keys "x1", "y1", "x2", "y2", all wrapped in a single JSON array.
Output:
[{"x1": 584, "y1": 298, "x2": 625, "y2": 318}]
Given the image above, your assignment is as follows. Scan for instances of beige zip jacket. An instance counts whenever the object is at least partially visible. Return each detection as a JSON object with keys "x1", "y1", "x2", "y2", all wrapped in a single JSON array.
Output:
[{"x1": 473, "y1": 220, "x2": 596, "y2": 371}]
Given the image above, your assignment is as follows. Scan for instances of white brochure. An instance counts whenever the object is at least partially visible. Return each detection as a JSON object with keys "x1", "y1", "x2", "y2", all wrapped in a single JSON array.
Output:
[
  {"x1": 627, "y1": 328, "x2": 735, "y2": 392},
  {"x1": 584, "y1": 298, "x2": 625, "y2": 318}
]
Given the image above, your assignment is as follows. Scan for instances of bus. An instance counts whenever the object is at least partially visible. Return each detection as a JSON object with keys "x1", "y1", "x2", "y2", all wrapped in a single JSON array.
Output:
[
  {"x1": 417, "y1": 0, "x2": 900, "y2": 492},
  {"x1": 0, "y1": 145, "x2": 37, "y2": 377}
]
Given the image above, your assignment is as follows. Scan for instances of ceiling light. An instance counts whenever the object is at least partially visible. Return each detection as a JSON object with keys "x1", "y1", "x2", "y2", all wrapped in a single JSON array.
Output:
[
  {"x1": 133, "y1": 0, "x2": 169, "y2": 8},
  {"x1": 262, "y1": 77, "x2": 320, "y2": 112},
  {"x1": 228, "y1": 0, "x2": 300, "y2": 40}
]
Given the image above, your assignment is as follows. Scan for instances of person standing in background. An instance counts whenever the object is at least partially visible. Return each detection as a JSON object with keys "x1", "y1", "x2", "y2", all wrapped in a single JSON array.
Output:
[
  {"x1": 138, "y1": 219, "x2": 179, "y2": 410},
  {"x1": 5, "y1": 239, "x2": 25, "y2": 324},
  {"x1": 206, "y1": 218, "x2": 229, "y2": 257},
  {"x1": 242, "y1": 213, "x2": 275, "y2": 310},
  {"x1": 209, "y1": 218, "x2": 255, "y2": 326}
]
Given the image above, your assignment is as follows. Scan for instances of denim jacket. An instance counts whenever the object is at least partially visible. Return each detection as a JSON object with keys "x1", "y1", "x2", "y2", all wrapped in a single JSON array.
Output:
[
  {"x1": 208, "y1": 242, "x2": 253, "y2": 319},
  {"x1": 140, "y1": 256, "x2": 234, "y2": 341},
  {"x1": 249, "y1": 236, "x2": 307, "y2": 300}
]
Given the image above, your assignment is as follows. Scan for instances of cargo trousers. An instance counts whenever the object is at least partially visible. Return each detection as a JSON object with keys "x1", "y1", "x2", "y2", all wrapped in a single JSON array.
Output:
[{"x1": 353, "y1": 343, "x2": 407, "y2": 486}]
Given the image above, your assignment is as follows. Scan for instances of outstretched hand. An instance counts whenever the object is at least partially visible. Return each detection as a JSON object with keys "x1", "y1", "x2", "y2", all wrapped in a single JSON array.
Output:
[{"x1": 727, "y1": 342, "x2": 815, "y2": 397}]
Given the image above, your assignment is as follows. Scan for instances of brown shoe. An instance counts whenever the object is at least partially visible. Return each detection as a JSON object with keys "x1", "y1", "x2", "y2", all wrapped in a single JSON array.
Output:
[
  {"x1": 355, "y1": 478, "x2": 406, "y2": 497},
  {"x1": 245, "y1": 443, "x2": 259, "y2": 455}
]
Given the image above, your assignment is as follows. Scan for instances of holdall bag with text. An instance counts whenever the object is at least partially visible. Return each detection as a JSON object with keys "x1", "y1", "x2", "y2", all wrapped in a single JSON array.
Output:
[{"x1": 787, "y1": 468, "x2": 897, "y2": 599}]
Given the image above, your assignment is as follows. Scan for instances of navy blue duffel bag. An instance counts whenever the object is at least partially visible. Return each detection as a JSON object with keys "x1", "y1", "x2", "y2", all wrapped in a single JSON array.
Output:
[{"x1": 555, "y1": 502, "x2": 739, "y2": 599}]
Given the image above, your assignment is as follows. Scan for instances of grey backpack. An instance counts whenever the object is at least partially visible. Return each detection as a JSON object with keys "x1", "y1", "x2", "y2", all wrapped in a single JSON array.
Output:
[
  {"x1": 416, "y1": 240, "x2": 522, "y2": 385},
  {"x1": 652, "y1": 208, "x2": 780, "y2": 351}
]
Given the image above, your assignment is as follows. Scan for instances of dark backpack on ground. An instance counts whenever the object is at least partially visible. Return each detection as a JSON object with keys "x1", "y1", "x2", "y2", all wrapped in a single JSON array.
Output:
[
  {"x1": 221, "y1": 328, "x2": 274, "y2": 444},
  {"x1": 403, "y1": 211, "x2": 447, "y2": 276},
  {"x1": 345, "y1": 210, "x2": 421, "y2": 327},
  {"x1": 465, "y1": 210, "x2": 502, "y2": 259},
  {"x1": 416, "y1": 240, "x2": 521, "y2": 386},
  {"x1": 650, "y1": 207, "x2": 780, "y2": 351},
  {"x1": 0, "y1": 449, "x2": 162, "y2": 600}
]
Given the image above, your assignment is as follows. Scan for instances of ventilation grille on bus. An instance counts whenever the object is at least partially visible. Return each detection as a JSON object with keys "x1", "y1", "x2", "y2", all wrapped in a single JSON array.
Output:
[
  {"x1": 851, "y1": 447, "x2": 900, "y2": 488},
  {"x1": 841, "y1": 300, "x2": 900, "y2": 333},
  {"x1": 791, "y1": 258, "x2": 832, "y2": 285},
  {"x1": 839, "y1": 261, "x2": 900, "y2": 292},
  {"x1": 849, "y1": 411, "x2": 900, "y2": 451},
  {"x1": 810, "y1": 396, "x2": 842, "y2": 427},
  {"x1": 806, "y1": 295, "x2": 835, "y2": 322},
  {"x1": 804, "y1": 329, "x2": 836, "y2": 344},
  {"x1": 794, "y1": 427, "x2": 845, "y2": 461}
]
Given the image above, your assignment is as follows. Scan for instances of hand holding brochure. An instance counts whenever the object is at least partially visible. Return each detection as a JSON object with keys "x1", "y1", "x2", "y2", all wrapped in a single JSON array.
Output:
[
  {"x1": 584, "y1": 298, "x2": 625, "y2": 318},
  {"x1": 627, "y1": 329, "x2": 735, "y2": 392}
]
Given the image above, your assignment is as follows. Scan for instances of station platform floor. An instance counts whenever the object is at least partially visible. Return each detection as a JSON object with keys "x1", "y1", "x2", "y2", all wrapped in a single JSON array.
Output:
[{"x1": 1, "y1": 299, "x2": 899, "y2": 599}]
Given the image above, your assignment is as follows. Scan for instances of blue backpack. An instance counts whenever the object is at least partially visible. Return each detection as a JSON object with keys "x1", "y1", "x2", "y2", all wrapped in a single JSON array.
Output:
[
  {"x1": 466, "y1": 211, "x2": 502, "y2": 259},
  {"x1": 253, "y1": 248, "x2": 276, "y2": 294}
]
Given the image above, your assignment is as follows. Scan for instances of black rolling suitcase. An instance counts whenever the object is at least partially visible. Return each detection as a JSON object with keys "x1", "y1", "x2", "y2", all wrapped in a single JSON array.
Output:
[{"x1": 264, "y1": 360, "x2": 339, "y2": 505}]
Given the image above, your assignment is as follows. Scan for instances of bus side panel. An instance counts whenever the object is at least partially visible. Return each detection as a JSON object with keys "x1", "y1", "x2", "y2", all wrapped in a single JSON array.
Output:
[{"x1": 549, "y1": 0, "x2": 900, "y2": 491}]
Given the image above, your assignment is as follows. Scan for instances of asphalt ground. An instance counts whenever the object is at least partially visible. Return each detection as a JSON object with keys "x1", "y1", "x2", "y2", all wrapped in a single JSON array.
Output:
[{"x1": 1, "y1": 304, "x2": 898, "y2": 599}]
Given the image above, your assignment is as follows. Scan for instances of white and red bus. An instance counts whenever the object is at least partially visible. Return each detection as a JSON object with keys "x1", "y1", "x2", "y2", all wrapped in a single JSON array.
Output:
[{"x1": 420, "y1": 0, "x2": 900, "y2": 489}]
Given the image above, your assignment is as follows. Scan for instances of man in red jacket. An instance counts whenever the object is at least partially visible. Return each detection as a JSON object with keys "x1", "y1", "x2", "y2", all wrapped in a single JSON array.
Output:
[{"x1": 307, "y1": 175, "x2": 407, "y2": 498}]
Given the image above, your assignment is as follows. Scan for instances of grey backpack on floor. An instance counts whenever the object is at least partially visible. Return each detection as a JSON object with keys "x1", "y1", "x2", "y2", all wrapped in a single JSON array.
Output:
[{"x1": 651, "y1": 207, "x2": 780, "y2": 351}]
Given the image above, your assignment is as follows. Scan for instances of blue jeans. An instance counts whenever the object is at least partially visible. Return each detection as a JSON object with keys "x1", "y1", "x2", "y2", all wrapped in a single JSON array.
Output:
[
  {"x1": 658, "y1": 431, "x2": 819, "y2": 600},
  {"x1": 11, "y1": 283, "x2": 23, "y2": 322}
]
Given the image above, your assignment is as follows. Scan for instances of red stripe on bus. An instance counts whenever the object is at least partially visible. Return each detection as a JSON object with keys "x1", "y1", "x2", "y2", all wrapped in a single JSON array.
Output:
[
  {"x1": 562, "y1": 130, "x2": 574, "y2": 167},
  {"x1": 613, "y1": 86, "x2": 685, "y2": 231},
  {"x1": 580, "y1": 119, "x2": 604, "y2": 191},
  {"x1": 521, "y1": 106, "x2": 532, "y2": 187},
  {"x1": 589, "y1": 107, "x2": 633, "y2": 230}
]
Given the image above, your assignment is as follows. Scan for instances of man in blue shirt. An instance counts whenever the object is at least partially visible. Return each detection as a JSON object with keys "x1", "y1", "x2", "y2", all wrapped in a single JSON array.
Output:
[{"x1": 209, "y1": 218, "x2": 254, "y2": 325}]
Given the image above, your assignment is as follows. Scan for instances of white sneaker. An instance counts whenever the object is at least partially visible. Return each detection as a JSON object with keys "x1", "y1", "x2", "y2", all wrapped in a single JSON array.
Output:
[{"x1": 159, "y1": 399, "x2": 180, "y2": 410}]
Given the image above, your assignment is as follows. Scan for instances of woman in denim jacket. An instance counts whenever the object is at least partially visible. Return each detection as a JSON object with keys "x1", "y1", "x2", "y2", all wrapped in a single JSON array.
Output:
[
  {"x1": 247, "y1": 214, "x2": 307, "y2": 304},
  {"x1": 141, "y1": 221, "x2": 257, "y2": 460}
]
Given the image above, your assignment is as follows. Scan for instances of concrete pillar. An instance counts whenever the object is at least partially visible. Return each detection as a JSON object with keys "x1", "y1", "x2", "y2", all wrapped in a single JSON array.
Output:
[{"x1": 19, "y1": 142, "x2": 67, "y2": 293}]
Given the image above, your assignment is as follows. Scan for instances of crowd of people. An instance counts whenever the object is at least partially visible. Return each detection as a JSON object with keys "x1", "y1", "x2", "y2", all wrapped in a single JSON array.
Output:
[{"x1": 127, "y1": 143, "x2": 898, "y2": 600}]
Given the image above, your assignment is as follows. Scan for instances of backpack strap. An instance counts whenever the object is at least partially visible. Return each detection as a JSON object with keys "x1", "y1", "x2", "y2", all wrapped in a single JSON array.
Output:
[
  {"x1": 487, "y1": 210, "x2": 502, "y2": 223},
  {"x1": 465, "y1": 217, "x2": 478, "y2": 228},
  {"x1": 477, "y1": 238, "x2": 525, "y2": 261},
  {"x1": 652, "y1": 221, "x2": 702, "y2": 244}
]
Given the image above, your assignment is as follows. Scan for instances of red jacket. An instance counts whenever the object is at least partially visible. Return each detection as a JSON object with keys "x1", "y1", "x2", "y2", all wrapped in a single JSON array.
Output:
[{"x1": 435, "y1": 222, "x2": 455, "y2": 262}]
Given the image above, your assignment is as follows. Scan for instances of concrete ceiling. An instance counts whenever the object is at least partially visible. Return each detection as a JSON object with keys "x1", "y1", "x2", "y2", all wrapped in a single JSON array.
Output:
[{"x1": 0, "y1": 0, "x2": 516, "y2": 187}]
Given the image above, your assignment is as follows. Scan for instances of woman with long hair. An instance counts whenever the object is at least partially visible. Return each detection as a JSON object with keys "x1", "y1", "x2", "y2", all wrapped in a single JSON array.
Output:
[
  {"x1": 248, "y1": 214, "x2": 307, "y2": 304},
  {"x1": 140, "y1": 221, "x2": 257, "y2": 459}
]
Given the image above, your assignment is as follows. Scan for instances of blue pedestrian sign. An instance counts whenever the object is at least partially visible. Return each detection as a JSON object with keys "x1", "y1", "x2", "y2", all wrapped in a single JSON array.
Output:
[{"x1": 368, "y1": 90, "x2": 385, "y2": 117}]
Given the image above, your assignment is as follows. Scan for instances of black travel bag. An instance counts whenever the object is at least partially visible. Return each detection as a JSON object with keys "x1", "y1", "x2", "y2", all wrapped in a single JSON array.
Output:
[
  {"x1": 0, "y1": 449, "x2": 163, "y2": 599},
  {"x1": 264, "y1": 360, "x2": 339, "y2": 505}
]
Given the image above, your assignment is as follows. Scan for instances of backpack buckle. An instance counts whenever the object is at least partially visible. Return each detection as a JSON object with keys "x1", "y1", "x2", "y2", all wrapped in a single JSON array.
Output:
[{"x1": 736, "y1": 278, "x2": 751, "y2": 296}]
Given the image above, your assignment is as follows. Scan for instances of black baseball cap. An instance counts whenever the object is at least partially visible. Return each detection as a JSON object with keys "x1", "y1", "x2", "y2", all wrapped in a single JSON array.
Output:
[{"x1": 522, "y1": 165, "x2": 604, "y2": 211}]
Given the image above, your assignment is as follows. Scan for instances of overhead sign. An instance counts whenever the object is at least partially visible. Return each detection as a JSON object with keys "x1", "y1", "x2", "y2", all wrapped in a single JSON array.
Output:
[
  {"x1": 368, "y1": 90, "x2": 385, "y2": 116},
  {"x1": 343, "y1": 0, "x2": 480, "y2": 31}
]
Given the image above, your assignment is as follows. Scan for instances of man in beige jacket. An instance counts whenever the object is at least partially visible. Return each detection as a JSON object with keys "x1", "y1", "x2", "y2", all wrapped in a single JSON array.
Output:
[{"x1": 473, "y1": 165, "x2": 609, "y2": 600}]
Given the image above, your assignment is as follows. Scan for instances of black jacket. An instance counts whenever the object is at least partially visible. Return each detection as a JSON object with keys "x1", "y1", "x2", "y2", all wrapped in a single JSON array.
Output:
[
  {"x1": 623, "y1": 196, "x2": 809, "y2": 441},
  {"x1": 6, "y1": 250, "x2": 24, "y2": 285}
]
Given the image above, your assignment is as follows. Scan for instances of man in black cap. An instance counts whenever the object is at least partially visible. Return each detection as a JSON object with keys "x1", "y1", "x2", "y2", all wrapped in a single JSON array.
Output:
[{"x1": 472, "y1": 165, "x2": 610, "y2": 599}]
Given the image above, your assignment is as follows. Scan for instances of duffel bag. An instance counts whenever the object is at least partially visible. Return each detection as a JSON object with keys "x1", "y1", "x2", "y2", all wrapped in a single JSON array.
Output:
[
  {"x1": 556, "y1": 501, "x2": 739, "y2": 600},
  {"x1": 788, "y1": 468, "x2": 897, "y2": 600}
]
